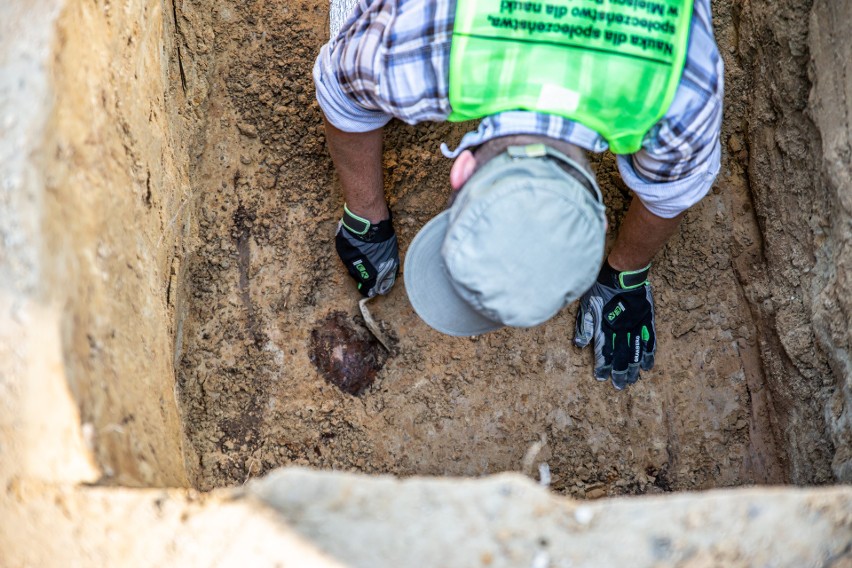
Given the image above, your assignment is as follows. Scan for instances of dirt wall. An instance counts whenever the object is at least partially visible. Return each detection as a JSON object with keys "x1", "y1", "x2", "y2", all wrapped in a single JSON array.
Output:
[
  {"x1": 1, "y1": 0, "x2": 852, "y2": 565},
  {"x1": 1, "y1": 0, "x2": 193, "y2": 487},
  {"x1": 4, "y1": 475, "x2": 849, "y2": 568},
  {"x1": 808, "y1": 0, "x2": 852, "y2": 482},
  {"x1": 734, "y1": 0, "x2": 851, "y2": 483},
  {"x1": 250, "y1": 469, "x2": 852, "y2": 568},
  {"x1": 0, "y1": 0, "x2": 99, "y2": 485}
]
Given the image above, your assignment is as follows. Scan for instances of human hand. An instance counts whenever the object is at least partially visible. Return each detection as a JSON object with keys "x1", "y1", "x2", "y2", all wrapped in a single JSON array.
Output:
[
  {"x1": 574, "y1": 262, "x2": 656, "y2": 390},
  {"x1": 335, "y1": 205, "x2": 399, "y2": 297}
]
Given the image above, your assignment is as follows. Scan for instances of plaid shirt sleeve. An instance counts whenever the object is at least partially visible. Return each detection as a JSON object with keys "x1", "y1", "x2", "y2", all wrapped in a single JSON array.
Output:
[
  {"x1": 315, "y1": 0, "x2": 724, "y2": 217},
  {"x1": 616, "y1": 0, "x2": 724, "y2": 217},
  {"x1": 313, "y1": 0, "x2": 456, "y2": 129}
]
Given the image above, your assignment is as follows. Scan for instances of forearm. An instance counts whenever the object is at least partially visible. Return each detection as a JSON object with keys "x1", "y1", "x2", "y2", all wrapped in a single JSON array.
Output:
[
  {"x1": 323, "y1": 117, "x2": 388, "y2": 222},
  {"x1": 607, "y1": 198, "x2": 683, "y2": 272}
]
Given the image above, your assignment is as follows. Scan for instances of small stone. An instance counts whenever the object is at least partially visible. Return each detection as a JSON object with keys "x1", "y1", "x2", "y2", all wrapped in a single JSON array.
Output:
[
  {"x1": 728, "y1": 134, "x2": 743, "y2": 153},
  {"x1": 671, "y1": 320, "x2": 697, "y2": 338},
  {"x1": 574, "y1": 505, "x2": 594, "y2": 525},
  {"x1": 587, "y1": 488, "x2": 606, "y2": 499},
  {"x1": 680, "y1": 295, "x2": 705, "y2": 311},
  {"x1": 237, "y1": 122, "x2": 258, "y2": 138}
]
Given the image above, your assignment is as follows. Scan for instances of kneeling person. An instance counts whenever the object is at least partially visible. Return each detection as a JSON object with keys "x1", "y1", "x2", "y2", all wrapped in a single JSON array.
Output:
[{"x1": 313, "y1": 0, "x2": 723, "y2": 390}]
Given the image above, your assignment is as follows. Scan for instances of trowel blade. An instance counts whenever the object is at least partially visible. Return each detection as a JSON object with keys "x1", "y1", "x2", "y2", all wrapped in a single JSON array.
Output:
[{"x1": 359, "y1": 297, "x2": 391, "y2": 351}]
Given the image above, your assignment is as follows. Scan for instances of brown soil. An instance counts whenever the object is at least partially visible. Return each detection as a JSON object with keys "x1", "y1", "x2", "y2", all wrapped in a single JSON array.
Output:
[
  {"x1": 173, "y1": 0, "x2": 832, "y2": 494},
  {"x1": 4, "y1": 0, "x2": 851, "y2": 564},
  {"x1": 309, "y1": 311, "x2": 389, "y2": 395}
]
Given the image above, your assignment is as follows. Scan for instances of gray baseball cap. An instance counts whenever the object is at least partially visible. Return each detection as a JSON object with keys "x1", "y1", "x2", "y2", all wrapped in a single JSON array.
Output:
[{"x1": 404, "y1": 143, "x2": 606, "y2": 336}]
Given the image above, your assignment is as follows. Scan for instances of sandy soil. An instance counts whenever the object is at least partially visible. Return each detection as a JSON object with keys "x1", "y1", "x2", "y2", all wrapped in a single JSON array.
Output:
[
  {"x1": 3, "y1": 0, "x2": 850, "y2": 564},
  {"x1": 174, "y1": 0, "x2": 793, "y2": 493}
]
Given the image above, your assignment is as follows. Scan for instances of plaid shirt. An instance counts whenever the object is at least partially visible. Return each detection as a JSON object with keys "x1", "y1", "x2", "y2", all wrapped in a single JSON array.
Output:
[{"x1": 314, "y1": 0, "x2": 724, "y2": 217}]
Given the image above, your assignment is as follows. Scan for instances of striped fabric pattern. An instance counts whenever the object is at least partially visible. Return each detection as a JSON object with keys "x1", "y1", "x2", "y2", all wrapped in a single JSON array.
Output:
[{"x1": 314, "y1": 0, "x2": 724, "y2": 217}]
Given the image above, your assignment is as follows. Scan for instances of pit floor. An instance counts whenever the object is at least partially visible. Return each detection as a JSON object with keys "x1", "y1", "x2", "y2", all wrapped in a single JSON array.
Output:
[{"x1": 176, "y1": 0, "x2": 785, "y2": 495}]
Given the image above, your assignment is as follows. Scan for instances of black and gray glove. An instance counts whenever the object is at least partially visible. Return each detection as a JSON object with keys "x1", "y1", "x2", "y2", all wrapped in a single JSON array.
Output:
[
  {"x1": 335, "y1": 205, "x2": 399, "y2": 297},
  {"x1": 574, "y1": 261, "x2": 656, "y2": 390}
]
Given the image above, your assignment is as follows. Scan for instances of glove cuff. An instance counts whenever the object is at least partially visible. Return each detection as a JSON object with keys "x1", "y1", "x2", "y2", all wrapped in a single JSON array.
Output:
[
  {"x1": 598, "y1": 260, "x2": 650, "y2": 290},
  {"x1": 341, "y1": 204, "x2": 394, "y2": 243}
]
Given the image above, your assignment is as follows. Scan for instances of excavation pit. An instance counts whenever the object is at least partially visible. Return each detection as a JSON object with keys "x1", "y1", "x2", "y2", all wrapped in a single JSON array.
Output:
[
  {"x1": 1, "y1": 0, "x2": 851, "y2": 565},
  {"x1": 171, "y1": 0, "x2": 811, "y2": 494}
]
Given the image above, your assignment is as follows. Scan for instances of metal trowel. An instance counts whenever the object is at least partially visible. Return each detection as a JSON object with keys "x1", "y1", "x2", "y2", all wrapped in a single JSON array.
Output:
[{"x1": 359, "y1": 296, "x2": 391, "y2": 351}]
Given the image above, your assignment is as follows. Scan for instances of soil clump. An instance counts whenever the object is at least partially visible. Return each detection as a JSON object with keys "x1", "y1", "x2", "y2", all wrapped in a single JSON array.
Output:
[{"x1": 310, "y1": 311, "x2": 389, "y2": 395}]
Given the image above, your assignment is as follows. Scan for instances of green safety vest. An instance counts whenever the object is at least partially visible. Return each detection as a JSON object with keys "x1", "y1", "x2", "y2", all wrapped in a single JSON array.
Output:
[{"x1": 447, "y1": 0, "x2": 693, "y2": 154}]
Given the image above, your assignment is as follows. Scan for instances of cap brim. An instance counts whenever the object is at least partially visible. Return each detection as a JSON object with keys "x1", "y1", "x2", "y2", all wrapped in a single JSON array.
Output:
[{"x1": 404, "y1": 211, "x2": 503, "y2": 337}]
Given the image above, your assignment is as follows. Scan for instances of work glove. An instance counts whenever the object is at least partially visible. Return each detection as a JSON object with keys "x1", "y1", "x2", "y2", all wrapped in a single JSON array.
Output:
[
  {"x1": 335, "y1": 204, "x2": 399, "y2": 297},
  {"x1": 574, "y1": 261, "x2": 656, "y2": 390}
]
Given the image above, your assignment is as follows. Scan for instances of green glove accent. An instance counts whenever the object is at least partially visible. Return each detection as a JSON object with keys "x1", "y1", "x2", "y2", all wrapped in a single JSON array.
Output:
[
  {"x1": 574, "y1": 261, "x2": 656, "y2": 390},
  {"x1": 335, "y1": 205, "x2": 399, "y2": 298}
]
